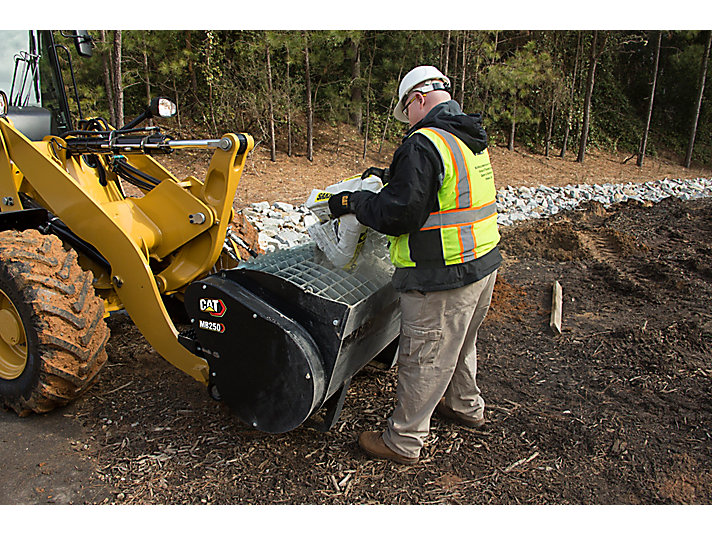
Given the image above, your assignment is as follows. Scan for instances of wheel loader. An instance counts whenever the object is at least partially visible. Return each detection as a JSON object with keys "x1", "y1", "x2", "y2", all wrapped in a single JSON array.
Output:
[{"x1": 0, "y1": 30, "x2": 400, "y2": 433}]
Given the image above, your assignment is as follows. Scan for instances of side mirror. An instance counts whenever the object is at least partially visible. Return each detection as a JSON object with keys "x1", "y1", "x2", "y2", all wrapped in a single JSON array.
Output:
[
  {"x1": 0, "y1": 91, "x2": 8, "y2": 118},
  {"x1": 149, "y1": 97, "x2": 177, "y2": 119},
  {"x1": 74, "y1": 31, "x2": 93, "y2": 58},
  {"x1": 120, "y1": 97, "x2": 178, "y2": 131}
]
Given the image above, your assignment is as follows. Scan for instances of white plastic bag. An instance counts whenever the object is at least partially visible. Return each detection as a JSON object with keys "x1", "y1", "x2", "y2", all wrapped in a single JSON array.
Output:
[{"x1": 304, "y1": 174, "x2": 383, "y2": 269}]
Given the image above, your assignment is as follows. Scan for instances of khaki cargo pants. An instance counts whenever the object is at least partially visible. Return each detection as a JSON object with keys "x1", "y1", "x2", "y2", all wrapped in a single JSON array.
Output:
[{"x1": 382, "y1": 270, "x2": 497, "y2": 459}]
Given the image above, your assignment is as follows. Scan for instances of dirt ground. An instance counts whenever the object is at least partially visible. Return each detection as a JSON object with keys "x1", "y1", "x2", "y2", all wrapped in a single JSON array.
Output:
[
  {"x1": 2, "y1": 128, "x2": 711, "y2": 505},
  {"x1": 157, "y1": 122, "x2": 712, "y2": 209}
]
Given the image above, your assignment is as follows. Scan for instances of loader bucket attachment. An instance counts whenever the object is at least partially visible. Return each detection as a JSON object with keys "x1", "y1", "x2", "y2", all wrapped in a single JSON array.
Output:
[{"x1": 183, "y1": 243, "x2": 400, "y2": 434}]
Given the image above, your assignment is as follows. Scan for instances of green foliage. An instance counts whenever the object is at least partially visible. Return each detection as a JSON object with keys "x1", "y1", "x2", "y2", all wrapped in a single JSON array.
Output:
[
  {"x1": 590, "y1": 64, "x2": 644, "y2": 152},
  {"x1": 63, "y1": 30, "x2": 711, "y2": 167},
  {"x1": 481, "y1": 41, "x2": 555, "y2": 148}
]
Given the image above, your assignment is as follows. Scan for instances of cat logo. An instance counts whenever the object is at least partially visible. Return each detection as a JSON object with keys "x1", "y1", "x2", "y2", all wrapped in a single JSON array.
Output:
[
  {"x1": 199, "y1": 298, "x2": 227, "y2": 317},
  {"x1": 315, "y1": 192, "x2": 332, "y2": 202},
  {"x1": 199, "y1": 320, "x2": 225, "y2": 334}
]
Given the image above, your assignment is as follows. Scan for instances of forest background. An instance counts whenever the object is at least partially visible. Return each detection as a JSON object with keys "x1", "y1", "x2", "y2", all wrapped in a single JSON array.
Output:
[{"x1": 74, "y1": 29, "x2": 711, "y2": 170}]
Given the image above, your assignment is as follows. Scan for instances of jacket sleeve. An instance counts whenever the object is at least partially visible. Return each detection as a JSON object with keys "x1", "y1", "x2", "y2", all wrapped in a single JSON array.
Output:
[{"x1": 348, "y1": 138, "x2": 442, "y2": 236}]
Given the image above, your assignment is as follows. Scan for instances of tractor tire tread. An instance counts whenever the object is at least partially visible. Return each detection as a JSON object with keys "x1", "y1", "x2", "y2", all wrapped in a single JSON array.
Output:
[{"x1": 0, "y1": 230, "x2": 109, "y2": 415}]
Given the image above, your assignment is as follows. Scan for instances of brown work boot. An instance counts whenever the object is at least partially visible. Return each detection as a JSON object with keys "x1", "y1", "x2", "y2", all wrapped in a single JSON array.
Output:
[
  {"x1": 435, "y1": 399, "x2": 486, "y2": 429},
  {"x1": 358, "y1": 431, "x2": 418, "y2": 465}
]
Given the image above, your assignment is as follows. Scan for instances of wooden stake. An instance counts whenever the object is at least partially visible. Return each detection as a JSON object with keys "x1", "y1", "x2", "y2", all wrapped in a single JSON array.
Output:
[
  {"x1": 504, "y1": 451, "x2": 540, "y2": 473},
  {"x1": 550, "y1": 281, "x2": 563, "y2": 335}
]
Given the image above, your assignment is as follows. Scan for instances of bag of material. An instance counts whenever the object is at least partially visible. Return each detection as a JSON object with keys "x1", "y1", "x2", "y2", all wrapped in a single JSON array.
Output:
[{"x1": 304, "y1": 175, "x2": 383, "y2": 270}]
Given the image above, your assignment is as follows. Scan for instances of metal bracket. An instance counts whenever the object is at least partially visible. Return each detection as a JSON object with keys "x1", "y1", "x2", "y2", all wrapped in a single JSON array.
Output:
[{"x1": 313, "y1": 378, "x2": 351, "y2": 432}]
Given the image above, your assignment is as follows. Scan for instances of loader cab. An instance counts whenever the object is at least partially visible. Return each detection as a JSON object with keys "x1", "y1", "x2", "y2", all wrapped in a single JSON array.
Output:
[{"x1": 0, "y1": 30, "x2": 91, "y2": 141}]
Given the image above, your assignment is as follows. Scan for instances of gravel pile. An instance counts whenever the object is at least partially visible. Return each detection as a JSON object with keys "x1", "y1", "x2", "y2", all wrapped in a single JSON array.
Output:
[
  {"x1": 242, "y1": 177, "x2": 712, "y2": 253},
  {"x1": 242, "y1": 201, "x2": 316, "y2": 252},
  {"x1": 495, "y1": 177, "x2": 712, "y2": 226}
]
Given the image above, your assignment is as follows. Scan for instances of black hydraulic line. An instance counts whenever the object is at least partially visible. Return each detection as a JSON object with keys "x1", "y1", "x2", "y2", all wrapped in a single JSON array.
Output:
[
  {"x1": 97, "y1": 160, "x2": 107, "y2": 187},
  {"x1": 10, "y1": 197, "x2": 112, "y2": 273},
  {"x1": 114, "y1": 159, "x2": 161, "y2": 186},
  {"x1": 84, "y1": 154, "x2": 108, "y2": 186},
  {"x1": 75, "y1": 117, "x2": 111, "y2": 133},
  {"x1": 44, "y1": 216, "x2": 111, "y2": 273},
  {"x1": 114, "y1": 166, "x2": 156, "y2": 192},
  {"x1": 62, "y1": 132, "x2": 174, "y2": 155}
]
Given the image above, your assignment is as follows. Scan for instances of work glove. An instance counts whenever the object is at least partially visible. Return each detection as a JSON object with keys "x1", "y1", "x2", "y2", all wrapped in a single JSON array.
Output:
[
  {"x1": 361, "y1": 167, "x2": 390, "y2": 184},
  {"x1": 328, "y1": 192, "x2": 353, "y2": 218}
]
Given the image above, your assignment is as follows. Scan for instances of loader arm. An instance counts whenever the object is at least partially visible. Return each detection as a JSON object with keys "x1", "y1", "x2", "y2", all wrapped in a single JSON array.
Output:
[{"x1": 0, "y1": 118, "x2": 253, "y2": 384}]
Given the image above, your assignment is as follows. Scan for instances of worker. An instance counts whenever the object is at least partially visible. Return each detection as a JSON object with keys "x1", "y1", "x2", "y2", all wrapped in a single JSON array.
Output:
[{"x1": 328, "y1": 65, "x2": 501, "y2": 465}]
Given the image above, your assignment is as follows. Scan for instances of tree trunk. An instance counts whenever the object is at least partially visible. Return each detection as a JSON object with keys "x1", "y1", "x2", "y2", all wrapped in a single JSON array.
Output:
[
  {"x1": 685, "y1": 30, "x2": 712, "y2": 169},
  {"x1": 483, "y1": 31, "x2": 498, "y2": 115},
  {"x1": 265, "y1": 41, "x2": 277, "y2": 162},
  {"x1": 561, "y1": 31, "x2": 582, "y2": 158},
  {"x1": 362, "y1": 40, "x2": 375, "y2": 161},
  {"x1": 545, "y1": 96, "x2": 556, "y2": 158},
  {"x1": 508, "y1": 107, "x2": 516, "y2": 151},
  {"x1": 286, "y1": 44, "x2": 293, "y2": 157},
  {"x1": 452, "y1": 33, "x2": 460, "y2": 102},
  {"x1": 637, "y1": 30, "x2": 662, "y2": 167},
  {"x1": 186, "y1": 31, "x2": 198, "y2": 98},
  {"x1": 172, "y1": 77, "x2": 182, "y2": 134},
  {"x1": 99, "y1": 30, "x2": 115, "y2": 125},
  {"x1": 304, "y1": 32, "x2": 313, "y2": 162},
  {"x1": 111, "y1": 30, "x2": 124, "y2": 128},
  {"x1": 379, "y1": 65, "x2": 403, "y2": 154},
  {"x1": 443, "y1": 30, "x2": 451, "y2": 76},
  {"x1": 350, "y1": 38, "x2": 362, "y2": 133},
  {"x1": 460, "y1": 31, "x2": 467, "y2": 109},
  {"x1": 142, "y1": 33, "x2": 152, "y2": 126},
  {"x1": 205, "y1": 32, "x2": 218, "y2": 137},
  {"x1": 577, "y1": 31, "x2": 604, "y2": 164},
  {"x1": 143, "y1": 34, "x2": 151, "y2": 103}
]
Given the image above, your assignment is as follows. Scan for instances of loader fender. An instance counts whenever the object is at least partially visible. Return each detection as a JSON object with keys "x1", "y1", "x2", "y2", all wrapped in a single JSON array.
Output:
[{"x1": 0, "y1": 208, "x2": 48, "y2": 232}]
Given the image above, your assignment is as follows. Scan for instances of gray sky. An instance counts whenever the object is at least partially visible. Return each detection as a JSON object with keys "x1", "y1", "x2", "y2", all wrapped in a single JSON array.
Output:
[{"x1": 0, "y1": 31, "x2": 31, "y2": 96}]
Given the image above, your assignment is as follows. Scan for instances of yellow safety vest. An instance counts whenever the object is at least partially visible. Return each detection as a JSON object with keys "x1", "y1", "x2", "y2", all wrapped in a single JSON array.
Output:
[{"x1": 389, "y1": 127, "x2": 500, "y2": 268}]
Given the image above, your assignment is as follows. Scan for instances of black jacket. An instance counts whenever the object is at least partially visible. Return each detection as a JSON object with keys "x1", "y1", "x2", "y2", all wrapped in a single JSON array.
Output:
[{"x1": 349, "y1": 100, "x2": 502, "y2": 292}]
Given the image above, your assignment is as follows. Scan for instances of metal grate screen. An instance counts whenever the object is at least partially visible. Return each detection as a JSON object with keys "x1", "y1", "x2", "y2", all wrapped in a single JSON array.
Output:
[{"x1": 237, "y1": 244, "x2": 393, "y2": 306}]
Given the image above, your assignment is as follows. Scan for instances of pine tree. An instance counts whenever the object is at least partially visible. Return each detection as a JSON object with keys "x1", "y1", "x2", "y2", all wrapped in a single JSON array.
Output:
[
  {"x1": 685, "y1": 30, "x2": 712, "y2": 168},
  {"x1": 637, "y1": 30, "x2": 662, "y2": 167},
  {"x1": 577, "y1": 31, "x2": 607, "y2": 163}
]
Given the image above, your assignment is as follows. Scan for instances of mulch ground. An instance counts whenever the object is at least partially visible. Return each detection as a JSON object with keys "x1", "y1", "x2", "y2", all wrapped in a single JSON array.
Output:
[{"x1": 70, "y1": 195, "x2": 711, "y2": 504}]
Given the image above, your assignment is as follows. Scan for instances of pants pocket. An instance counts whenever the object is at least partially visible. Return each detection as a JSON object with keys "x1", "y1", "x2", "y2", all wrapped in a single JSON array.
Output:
[{"x1": 399, "y1": 324, "x2": 442, "y2": 366}]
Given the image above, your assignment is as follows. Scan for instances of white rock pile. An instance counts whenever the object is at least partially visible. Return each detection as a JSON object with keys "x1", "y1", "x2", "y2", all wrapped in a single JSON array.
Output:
[
  {"x1": 242, "y1": 201, "x2": 317, "y2": 253},
  {"x1": 496, "y1": 177, "x2": 712, "y2": 226},
  {"x1": 242, "y1": 177, "x2": 712, "y2": 253}
]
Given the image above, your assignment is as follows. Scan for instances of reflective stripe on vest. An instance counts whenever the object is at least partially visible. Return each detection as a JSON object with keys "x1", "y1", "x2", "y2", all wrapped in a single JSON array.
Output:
[{"x1": 389, "y1": 126, "x2": 499, "y2": 268}]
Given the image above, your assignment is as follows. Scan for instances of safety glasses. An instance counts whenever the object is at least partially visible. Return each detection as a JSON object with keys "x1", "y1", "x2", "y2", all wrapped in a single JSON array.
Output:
[{"x1": 402, "y1": 92, "x2": 422, "y2": 118}]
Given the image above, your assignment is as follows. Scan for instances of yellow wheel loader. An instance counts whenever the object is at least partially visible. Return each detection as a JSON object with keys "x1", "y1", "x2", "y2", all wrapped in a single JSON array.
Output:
[{"x1": 0, "y1": 31, "x2": 399, "y2": 433}]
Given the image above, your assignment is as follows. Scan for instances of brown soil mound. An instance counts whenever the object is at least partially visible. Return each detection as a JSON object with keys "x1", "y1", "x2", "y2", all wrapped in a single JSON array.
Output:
[{"x1": 502, "y1": 204, "x2": 646, "y2": 263}]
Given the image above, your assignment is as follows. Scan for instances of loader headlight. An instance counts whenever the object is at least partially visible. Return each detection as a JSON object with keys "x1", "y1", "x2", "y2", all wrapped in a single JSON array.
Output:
[
  {"x1": 150, "y1": 97, "x2": 177, "y2": 119},
  {"x1": 0, "y1": 91, "x2": 8, "y2": 118}
]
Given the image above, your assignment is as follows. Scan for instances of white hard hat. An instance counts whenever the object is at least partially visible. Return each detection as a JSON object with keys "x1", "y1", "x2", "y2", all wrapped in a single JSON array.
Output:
[{"x1": 393, "y1": 65, "x2": 451, "y2": 123}]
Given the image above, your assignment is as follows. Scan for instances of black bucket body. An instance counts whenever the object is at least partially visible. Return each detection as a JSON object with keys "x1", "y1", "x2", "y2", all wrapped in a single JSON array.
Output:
[{"x1": 184, "y1": 243, "x2": 400, "y2": 434}]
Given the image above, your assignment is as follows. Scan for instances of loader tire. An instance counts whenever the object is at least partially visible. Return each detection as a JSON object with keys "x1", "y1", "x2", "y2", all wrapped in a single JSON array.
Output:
[{"x1": 0, "y1": 230, "x2": 109, "y2": 416}]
